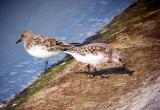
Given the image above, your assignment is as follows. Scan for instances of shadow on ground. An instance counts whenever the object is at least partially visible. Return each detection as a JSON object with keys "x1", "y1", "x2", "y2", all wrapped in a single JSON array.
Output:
[{"x1": 78, "y1": 66, "x2": 134, "y2": 78}]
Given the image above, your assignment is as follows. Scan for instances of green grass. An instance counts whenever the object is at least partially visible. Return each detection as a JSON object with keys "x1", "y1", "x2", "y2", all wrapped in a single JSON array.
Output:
[{"x1": 6, "y1": 59, "x2": 74, "y2": 110}]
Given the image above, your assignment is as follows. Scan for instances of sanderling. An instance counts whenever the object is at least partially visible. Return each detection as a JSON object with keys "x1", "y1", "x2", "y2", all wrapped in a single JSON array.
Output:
[
  {"x1": 63, "y1": 43, "x2": 125, "y2": 77},
  {"x1": 16, "y1": 31, "x2": 74, "y2": 72}
]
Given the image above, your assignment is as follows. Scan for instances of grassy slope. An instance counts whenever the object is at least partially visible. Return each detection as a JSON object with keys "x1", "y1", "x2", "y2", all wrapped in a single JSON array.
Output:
[
  {"x1": 99, "y1": 0, "x2": 160, "y2": 42},
  {"x1": 5, "y1": 0, "x2": 160, "y2": 109},
  {"x1": 5, "y1": 59, "x2": 74, "y2": 110}
]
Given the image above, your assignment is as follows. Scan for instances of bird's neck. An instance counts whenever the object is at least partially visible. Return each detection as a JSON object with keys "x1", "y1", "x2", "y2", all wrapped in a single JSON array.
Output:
[{"x1": 23, "y1": 36, "x2": 33, "y2": 48}]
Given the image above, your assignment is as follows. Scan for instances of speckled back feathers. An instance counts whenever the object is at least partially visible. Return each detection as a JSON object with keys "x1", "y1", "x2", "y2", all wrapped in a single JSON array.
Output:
[
  {"x1": 21, "y1": 31, "x2": 72, "y2": 51},
  {"x1": 67, "y1": 43, "x2": 112, "y2": 56}
]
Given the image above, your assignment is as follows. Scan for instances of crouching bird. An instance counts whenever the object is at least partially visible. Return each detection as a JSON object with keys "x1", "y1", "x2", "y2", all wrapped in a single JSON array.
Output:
[{"x1": 62, "y1": 43, "x2": 125, "y2": 77}]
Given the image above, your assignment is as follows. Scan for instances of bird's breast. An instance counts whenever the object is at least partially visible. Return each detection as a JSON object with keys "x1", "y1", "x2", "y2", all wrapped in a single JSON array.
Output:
[
  {"x1": 26, "y1": 45, "x2": 61, "y2": 59},
  {"x1": 65, "y1": 51, "x2": 106, "y2": 65}
]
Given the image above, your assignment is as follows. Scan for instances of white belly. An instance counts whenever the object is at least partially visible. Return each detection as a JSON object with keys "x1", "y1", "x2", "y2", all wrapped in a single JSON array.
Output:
[
  {"x1": 26, "y1": 46, "x2": 61, "y2": 59},
  {"x1": 65, "y1": 51, "x2": 106, "y2": 66}
]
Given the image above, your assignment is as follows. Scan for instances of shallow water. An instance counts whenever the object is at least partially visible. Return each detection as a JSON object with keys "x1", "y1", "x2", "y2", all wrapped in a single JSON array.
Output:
[{"x1": 0, "y1": 0, "x2": 134, "y2": 101}]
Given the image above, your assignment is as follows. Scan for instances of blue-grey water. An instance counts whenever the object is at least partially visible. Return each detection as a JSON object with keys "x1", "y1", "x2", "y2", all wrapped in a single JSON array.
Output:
[{"x1": 0, "y1": 0, "x2": 134, "y2": 101}]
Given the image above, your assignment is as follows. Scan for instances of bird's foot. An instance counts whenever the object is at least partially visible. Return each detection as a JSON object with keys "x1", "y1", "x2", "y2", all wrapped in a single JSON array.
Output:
[{"x1": 88, "y1": 74, "x2": 95, "y2": 78}]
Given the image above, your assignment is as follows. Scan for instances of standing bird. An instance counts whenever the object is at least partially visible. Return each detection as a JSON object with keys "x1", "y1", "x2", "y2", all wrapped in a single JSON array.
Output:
[
  {"x1": 16, "y1": 31, "x2": 74, "y2": 72},
  {"x1": 63, "y1": 43, "x2": 125, "y2": 77}
]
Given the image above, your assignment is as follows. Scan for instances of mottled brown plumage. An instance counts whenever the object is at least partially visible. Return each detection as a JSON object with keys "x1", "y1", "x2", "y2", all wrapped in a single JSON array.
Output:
[
  {"x1": 63, "y1": 43, "x2": 125, "y2": 77},
  {"x1": 21, "y1": 31, "x2": 71, "y2": 51},
  {"x1": 16, "y1": 31, "x2": 74, "y2": 72},
  {"x1": 63, "y1": 43, "x2": 125, "y2": 71},
  {"x1": 66, "y1": 43, "x2": 113, "y2": 56}
]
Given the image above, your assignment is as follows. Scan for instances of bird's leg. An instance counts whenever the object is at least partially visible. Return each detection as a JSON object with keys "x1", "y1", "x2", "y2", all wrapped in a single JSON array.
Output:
[
  {"x1": 91, "y1": 66, "x2": 97, "y2": 78},
  {"x1": 93, "y1": 67, "x2": 97, "y2": 73},
  {"x1": 87, "y1": 64, "x2": 90, "y2": 73},
  {"x1": 45, "y1": 60, "x2": 48, "y2": 73},
  {"x1": 93, "y1": 66, "x2": 104, "y2": 78},
  {"x1": 87, "y1": 64, "x2": 93, "y2": 78},
  {"x1": 88, "y1": 65, "x2": 97, "y2": 78},
  {"x1": 87, "y1": 64, "x2": 93, "y2": 77}
]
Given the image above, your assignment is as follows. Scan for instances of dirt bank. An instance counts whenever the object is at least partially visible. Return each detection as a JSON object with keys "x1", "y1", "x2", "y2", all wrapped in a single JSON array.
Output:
[{"x1": 5, "y1": 0, "x2": 160, "y2": 110}]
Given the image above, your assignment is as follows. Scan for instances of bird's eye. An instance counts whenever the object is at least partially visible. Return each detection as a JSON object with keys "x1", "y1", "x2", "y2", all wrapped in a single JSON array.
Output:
[{"x1": 119, "y1": 58, "x2": 123, "y2": 62}]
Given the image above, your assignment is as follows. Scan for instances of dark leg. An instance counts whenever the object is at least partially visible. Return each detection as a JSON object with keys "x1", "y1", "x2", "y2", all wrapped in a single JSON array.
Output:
[
  {"x1": 93, "y1": 67, "x2": 97, "y2": 73},
  {"x1": 88, "y1": 66, "x2": 97, "y2": 78},
  {"x1": 87, "y1": 64, "x2": 90, "y2": 73},
  {"x1": 90, "y1": 67, "x2": 97, "y2": 78},
  {"x1": 45, "y1": 60, "x2": 48, "y2": 72},
  {"x1": 87, "y1": 64, "x2": 93, "y2": 78}
]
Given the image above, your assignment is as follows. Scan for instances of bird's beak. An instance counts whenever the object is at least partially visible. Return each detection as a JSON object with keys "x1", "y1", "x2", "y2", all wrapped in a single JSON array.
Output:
[{"x1": 16, "y1": 38, "x2": 22, "y2": 44}]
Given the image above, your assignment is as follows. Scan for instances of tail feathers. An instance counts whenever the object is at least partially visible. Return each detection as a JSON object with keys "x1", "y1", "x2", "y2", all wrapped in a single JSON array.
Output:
[
  {"x1": 60, "y1": 45, "x2": 74, "y2": 51},
  {"x1": 61, "y1": 48, "x2": 69, "y2": 51},
  {"x1": 69, "y1": 42, "x2": 82, "y2": 47},
  {"x1": 61, "y1": 42, "x2": 81, "y2": 51}
]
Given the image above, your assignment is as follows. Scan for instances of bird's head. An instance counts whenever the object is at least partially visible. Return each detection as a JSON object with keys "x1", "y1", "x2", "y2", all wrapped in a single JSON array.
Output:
[
  {"x1": 16, "y1": 31, "x2": 32, "y2": 44},
  {"x1": 111, "y1": 49, "x2": 126, "y2": 67}
]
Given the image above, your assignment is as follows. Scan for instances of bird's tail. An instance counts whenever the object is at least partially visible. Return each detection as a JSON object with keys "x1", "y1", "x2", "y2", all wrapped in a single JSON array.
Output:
[
  {"x1": 60, "y1": 42, "x2": 81, "y2": 52},
  {"x1": 69, "y1": 42, "x2": 82, "y2": 47}
]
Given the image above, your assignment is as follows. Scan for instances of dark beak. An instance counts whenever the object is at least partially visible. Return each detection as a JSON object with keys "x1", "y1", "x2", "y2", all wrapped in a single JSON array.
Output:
[{"x1": 16, "y1": 39, "x2": 22, "y2": 44}]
